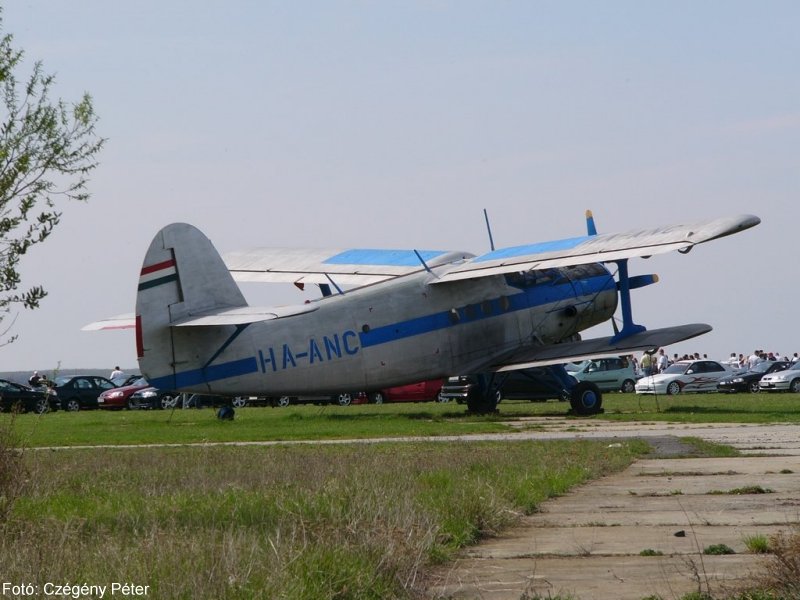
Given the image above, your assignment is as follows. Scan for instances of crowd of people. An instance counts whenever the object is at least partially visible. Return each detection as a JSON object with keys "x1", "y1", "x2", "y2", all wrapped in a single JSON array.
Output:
[{"x1": 631, "y1": 349, "x2": 800, "y2": 377}]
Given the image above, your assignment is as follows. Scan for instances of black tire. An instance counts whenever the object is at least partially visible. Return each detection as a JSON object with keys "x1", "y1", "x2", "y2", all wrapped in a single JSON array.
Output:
[
  {"x1": 466, "y1": 385, "x2": 498, "y2": 414},
  {"x1": 336, "y1": 393, "x2": 352, "y2": 406},
  {"x1": 569, "y1": 382, "x2": 603, "y2": 415},
  {"x1": 370, "y1": 392, "x2": 385, "y2": 404},
  {"x1": 231, "y1": 396, "x2": 248, "y2": 408},
  {"x1": 160, "y1": 395, "x2": 177, "y2": 409},
  {"x1": 666, "y1": 381, "x2": 681, "y2": 395},
  {"x1": 621, "y1": 379, "x2": 636, "y2": 393},
  {"x1": 748, "y1": 381, "x2": 760, "y2": 393},
  {"x1": 277, "y1": 396, "x2": 291, "y2": 407},
  {"x1": 65, "y1": 398, "x2": 81, "y2": 412},
  {"x1": 436, "y1": 392, "x2": 449, "y2": 403},
  {"x1": 790, "y1": 379, "x2": 800, "y2": 394},
  {"x1": 33, "y1": 398, "x2": 49, "y2": 414},
  {"x1": 217, "y1": 406, "x2": 235, "y2": 420}
]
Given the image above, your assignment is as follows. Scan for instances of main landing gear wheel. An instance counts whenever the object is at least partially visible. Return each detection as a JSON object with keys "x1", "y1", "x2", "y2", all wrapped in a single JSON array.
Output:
[
  {"x1": 569, "y1": 382, "x2": 603, "y2": 416},
  {"x1": 466, "y1": 385, "x2": 499, "y2": 415}
]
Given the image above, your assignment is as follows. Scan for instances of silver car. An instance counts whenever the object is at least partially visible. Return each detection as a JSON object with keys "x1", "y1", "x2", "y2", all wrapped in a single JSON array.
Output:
[{"x1": 759, "y1": 361, "x2": 800, "y2": 392}]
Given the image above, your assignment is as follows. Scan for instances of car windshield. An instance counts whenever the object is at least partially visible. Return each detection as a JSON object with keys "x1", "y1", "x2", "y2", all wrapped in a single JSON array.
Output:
[
  {"x1": 54, "y1": 376, "x2": 71, "y2": 386},
  {"x1": 788, "y1": 362, "x2": 800, "y2": 372},
  {"x1": 751, "y1": 361, "x2": 777, "y2": 374},
  {"x1": 662, "y1": 363, "x2": 690, "y2": 375}
]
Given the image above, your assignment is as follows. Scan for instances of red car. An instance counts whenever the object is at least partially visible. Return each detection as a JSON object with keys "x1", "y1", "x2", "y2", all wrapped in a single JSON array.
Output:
[
  {"x1": 97, "y1": 377, "x2": 151, "y2": 409},
  {"x1": 367, "y1": 379, "x2": 446, "y2": 404}
]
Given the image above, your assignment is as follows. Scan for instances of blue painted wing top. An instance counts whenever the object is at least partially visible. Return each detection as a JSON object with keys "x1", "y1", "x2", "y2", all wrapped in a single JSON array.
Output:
[{"x1": 434, "y1": 214, "x2": 760, "y2": 283}]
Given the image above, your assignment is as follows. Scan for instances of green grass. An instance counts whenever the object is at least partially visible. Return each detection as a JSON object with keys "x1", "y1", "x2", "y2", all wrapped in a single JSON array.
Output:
[
  {"x1": 1, "y1": 439, "x2": 648, "y2": 599},
  {"x1": 8, "y1": 391, "x2": 800, "y2": 448}
]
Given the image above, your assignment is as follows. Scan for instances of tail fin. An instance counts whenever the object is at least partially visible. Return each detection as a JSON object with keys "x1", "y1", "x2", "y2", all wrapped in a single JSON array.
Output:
[{"x1": 135, "y1": 223, "x2": 248, "y2": 389}]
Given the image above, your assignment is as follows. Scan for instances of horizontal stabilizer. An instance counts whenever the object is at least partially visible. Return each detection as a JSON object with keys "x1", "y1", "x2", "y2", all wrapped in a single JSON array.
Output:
[
  {"x1": 81, "y1": 313, "x2": 136, "y2": 331},
  {"x1": 171, "y1": 303, "x2": 318, "y2": 326},
  {"x1": 494, "y1": 323, "x2": 712, "y2": 372},
  {"x1": 435, "y1": 214, "x2": 760, "y2": 283}
]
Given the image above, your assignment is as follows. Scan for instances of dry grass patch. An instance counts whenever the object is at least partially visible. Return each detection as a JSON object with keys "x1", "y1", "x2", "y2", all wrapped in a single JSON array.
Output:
[{"x1": 1, "y1": 440, "x2": 645, "y2": 599}]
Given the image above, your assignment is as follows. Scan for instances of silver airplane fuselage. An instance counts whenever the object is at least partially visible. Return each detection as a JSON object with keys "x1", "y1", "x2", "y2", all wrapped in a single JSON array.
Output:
[{"x1": 143, "y1": 262, "x2": 617, "y2": 395}]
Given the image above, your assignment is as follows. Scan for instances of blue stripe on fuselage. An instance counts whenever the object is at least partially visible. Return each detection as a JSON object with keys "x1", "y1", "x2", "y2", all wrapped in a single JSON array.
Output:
[
  {"x1": 473, "y1": 236, "x2": 589, "y2": 262},
  {"x1": 148, "y1": 356, "x2": 259, "y2": 391},
  {"x1": 359, "y1": 271, "x2": 610, "y2": 347}
]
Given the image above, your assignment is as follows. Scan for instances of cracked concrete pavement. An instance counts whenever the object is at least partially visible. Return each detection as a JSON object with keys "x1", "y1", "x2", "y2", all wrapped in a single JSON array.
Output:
[{"x1": 429, "y1": 420, "x2": 800, "y2": 600}]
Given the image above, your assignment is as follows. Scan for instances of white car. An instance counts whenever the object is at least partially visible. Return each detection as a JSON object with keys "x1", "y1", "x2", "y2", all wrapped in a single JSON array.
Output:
[
  {"x1": 635, "y1": 360, "x2": 730, "y2": 395},
  {"x1": 759, "y1": 361, "x2": 800, "y2": 393}
]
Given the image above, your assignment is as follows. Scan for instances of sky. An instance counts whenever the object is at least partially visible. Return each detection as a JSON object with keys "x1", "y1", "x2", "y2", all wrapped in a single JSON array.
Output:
[{"x1": 1, "y1": 1, "x2": 798, "y2": 374}]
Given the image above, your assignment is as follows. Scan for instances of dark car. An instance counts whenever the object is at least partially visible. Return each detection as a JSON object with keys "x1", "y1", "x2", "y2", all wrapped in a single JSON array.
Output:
[
  {"x1": 54, "y1": 375, "x2": 117, "y2": 411},
  {"x1": 126, "y1": 386, "x2": 182, "y2": 410},
  {"x1": 97, "y1": 377, "x2": 152, "y2": 409},
  {"x1": 440, "y1": 366, "x2": 577, "y2": 404},
  {"x1": 0, "y1": 378, "x2": 59, "y2": 413},
  {"x1": 268, "y1": 392, "x2": 365, "y2": 407},
  {"x1": 718, "y1": 361, "x2": 792, "y2": 393}
]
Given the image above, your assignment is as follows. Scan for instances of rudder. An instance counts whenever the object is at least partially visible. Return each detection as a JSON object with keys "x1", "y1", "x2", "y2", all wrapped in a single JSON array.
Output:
[{"x1": 135, "y1": 223, "x2": 247, "y2": 389}]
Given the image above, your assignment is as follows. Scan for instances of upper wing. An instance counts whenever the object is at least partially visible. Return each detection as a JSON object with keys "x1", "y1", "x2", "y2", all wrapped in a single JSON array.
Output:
[
  {"x1": 433, "y1": 214, "x2": 760, "y2": 283},
  {"x1": 224, "y1": 248, "x2": 473, "y2": 286}
]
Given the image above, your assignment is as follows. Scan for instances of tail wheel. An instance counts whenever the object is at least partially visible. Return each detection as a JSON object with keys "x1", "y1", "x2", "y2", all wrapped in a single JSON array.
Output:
[
  {"x1": 666, "y1": 381, "x2": 681, "y2": 395},
  {"x1": 569, "y1": 382, "x2": 603, "y2": 415}
]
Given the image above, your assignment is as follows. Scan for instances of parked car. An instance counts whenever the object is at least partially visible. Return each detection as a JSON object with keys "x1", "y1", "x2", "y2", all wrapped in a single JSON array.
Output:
[
  {"x1": 0, "y1": 378, "x2": 59, "y2": 413},
  {"x1": 111, "y1": 373, "x2": 142, "y2": 387},
  {"x1": 759, "y1": 361, "x2": 800, "y2": 393},
  {"x1": 54, "y1": 375, "x2": 118, "y2": 411},
  {"x1": 635, "y1": 360, "x2": 730, "y2": 395},
  {"x1": 440, "y1": 366, "x2": 577, "y2": 404},
  {"x1": 566, "y1": 357, "x2": 638, "y2": 393},
  {"x1": 717, "y1": 361, "x2": 792, "y2": 393},
  {"x1": 121, "y1": 386, "x2": 180, "y2": 409},
  {"x1": 97, "y1": 377, "x2": 152, "y2": 409},
  {"x1": 268, "y1": 392, "x2": 365, "y2": 407},
  {"x1": 368, "y1": 379, "x2": 446, "y2": 404}
]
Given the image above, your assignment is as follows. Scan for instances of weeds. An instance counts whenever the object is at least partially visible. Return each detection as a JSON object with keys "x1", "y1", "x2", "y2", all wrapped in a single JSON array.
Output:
[
  {"x1": 0, "y1": 439, "x2": 645, "y2": 599},
  {"x1": 703, "y1": 543, "x2": 735, "y2": 555},
  {"x1": 0, "y1": 414, "x2": 25, "y2": 522},
  {"x1": 743, "y1": 534, "x2": 771, "y2": 554},
  {"x1": 707, "y1": 486, "x2": 774, "y2": 495}
]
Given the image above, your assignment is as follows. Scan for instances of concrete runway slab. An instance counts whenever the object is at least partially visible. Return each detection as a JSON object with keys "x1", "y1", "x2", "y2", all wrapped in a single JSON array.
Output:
[{"x1": 429, "y1": 422, "x2": 800, "y2": 600}]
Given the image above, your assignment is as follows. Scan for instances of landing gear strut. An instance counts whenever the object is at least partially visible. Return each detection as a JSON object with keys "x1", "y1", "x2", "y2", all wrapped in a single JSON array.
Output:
[{"x1": 466, "y1": 373, "x2": 501, "y2": 414}]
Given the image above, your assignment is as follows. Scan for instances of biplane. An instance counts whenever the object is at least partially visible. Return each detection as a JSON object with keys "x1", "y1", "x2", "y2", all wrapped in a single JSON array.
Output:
[{"x1": 87, "y1": 212, "x2": 759, "y2": 415}]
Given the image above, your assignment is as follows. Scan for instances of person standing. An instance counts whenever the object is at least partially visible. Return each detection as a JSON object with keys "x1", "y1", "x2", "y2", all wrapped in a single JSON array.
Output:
[
  {"x1": 657, "y1": 349, "x2": 669, "y2": 373},
  {"x1": 110, "y1": 366, "x2": 125, "y2": 380}
]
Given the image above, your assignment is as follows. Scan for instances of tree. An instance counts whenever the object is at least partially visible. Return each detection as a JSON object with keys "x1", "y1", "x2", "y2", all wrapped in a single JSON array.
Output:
[{"x1": 0, "y1": 15, "x2": 104, "y2": 345}]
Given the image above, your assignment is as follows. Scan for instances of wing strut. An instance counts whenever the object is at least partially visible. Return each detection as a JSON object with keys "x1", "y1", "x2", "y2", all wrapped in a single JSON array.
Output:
[{"x1": 611, "y1": 258, "x2": 646, "y2": 343}]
